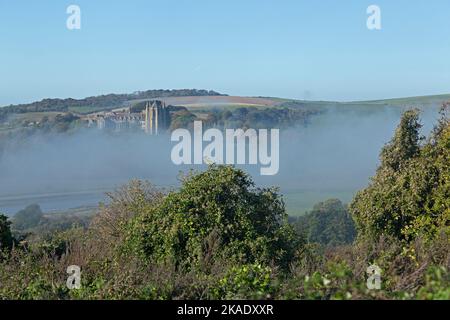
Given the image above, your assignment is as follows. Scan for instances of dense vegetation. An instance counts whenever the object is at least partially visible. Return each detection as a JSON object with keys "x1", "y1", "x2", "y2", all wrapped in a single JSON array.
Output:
[
  {"x1": 351, "y1": 107, "x2": 449, "y2": 243},
  {"x1": 170, "y1": 106, "x2": 320, "y2": 130},
  {"x1": 0, "y1": 106, "x2": 448, "y2": 300},
  {"x1": 123, "y1": 166, "x2": 298, "y2": 271}
]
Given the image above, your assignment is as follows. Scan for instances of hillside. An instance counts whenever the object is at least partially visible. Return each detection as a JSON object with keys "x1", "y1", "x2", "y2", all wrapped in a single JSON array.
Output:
[
  {"x1": 2, "y1": 91, "x2": 449, "y2": 117},
  {"x1": 351, "y1": 94, "x2": 450, "y2": 107},
  {"x1": 0, "y1": 89, "x2": 225, "y2": 119}
]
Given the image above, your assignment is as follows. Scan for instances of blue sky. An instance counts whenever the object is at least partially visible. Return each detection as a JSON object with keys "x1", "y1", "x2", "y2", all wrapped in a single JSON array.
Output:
[{"x1": 0, "y1": 0, "x2": 449, "y2": 105}]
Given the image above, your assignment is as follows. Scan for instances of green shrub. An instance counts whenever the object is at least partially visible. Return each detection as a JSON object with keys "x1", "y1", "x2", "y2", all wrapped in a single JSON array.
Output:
[
  {"x1": 415, "y1": 266, "x2": 450, "y2": 300},
  {"x1": 350, "y1": 108, "x2": 449, "y2": 243},
  {"x1": 124, "y1": 165, "x2": 300, "y2": 271},
  {"x1": 212, "y1": 263, "x2": 275, "y2": 299}
]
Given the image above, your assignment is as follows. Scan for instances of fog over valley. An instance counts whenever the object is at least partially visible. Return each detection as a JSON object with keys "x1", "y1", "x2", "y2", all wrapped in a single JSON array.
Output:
[{"x1": 0, "y1": 104, "x2": 442, "y2": 216}]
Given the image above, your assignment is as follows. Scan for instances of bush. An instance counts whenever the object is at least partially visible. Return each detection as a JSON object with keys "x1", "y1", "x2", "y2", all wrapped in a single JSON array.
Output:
[
  {"x1": 212, "y1": 263, "x2": 275, "y2": 299},
  {"x1": 415, "y1": 266, "x2": 450, "y2": 300},
  {"x1": 124, "y1": 165, "x2": 300, "y2": 271},
  {"x1": 350, "y1": 107, "x2": 450, "y2": 243}
]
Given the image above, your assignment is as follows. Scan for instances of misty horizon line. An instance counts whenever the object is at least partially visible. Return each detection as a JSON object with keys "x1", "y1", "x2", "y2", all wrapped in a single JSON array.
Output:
[{"x1": 2, "y1": 89, "x2": 450, "y2": 109}]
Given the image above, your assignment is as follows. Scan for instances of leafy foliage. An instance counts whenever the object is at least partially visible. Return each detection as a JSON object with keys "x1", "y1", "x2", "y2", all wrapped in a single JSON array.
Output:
[
  {"x1": 168, "y1": 106, "x2": 320, "y2": 131},
  {"x1": 350, "y1": 107, "x2": 450, "y2": 243},
  {"x1": 124, "y1": 165, "x2": 300, "y2": 270},
  {"x1": 415, "y1": 266, "x2": 450, "y2": 300},
  {"x1": 204, "y1": 106, "x2": 319, "y2": 129},
  {"x1": 212, "y1": 263, "x2": 274, "y2": 299}
]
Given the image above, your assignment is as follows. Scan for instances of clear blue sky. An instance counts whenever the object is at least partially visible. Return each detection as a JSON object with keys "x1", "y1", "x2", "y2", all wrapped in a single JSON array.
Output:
[{"x1": 1, "y1": 0, "x2": 449, "y2": 105}]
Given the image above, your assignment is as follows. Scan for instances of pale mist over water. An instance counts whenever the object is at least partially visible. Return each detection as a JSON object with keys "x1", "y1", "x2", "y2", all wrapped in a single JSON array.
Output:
[{"x1": 0, "y1": 105, "x2": 441, "y2": 216}]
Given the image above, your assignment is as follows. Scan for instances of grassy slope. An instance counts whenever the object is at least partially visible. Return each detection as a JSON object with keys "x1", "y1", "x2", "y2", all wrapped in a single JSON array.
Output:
[{"x1": 353, "y1": 94, "x2": 450, "y2": 106}]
